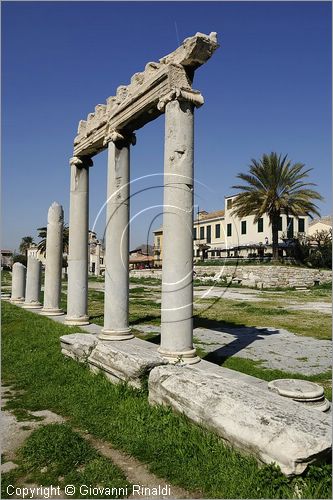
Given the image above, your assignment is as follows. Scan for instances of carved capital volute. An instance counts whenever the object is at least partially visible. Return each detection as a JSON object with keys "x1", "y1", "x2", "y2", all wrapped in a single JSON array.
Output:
[
  {"x1": 157, "y1": 87, "x2": 204, "y2": 112},
  {"x1": 69, "y1": 156, "x2": 93, "y2": 168},
  {"x1": 103, "y1": 126, "x2": 136, "y2": 147}
]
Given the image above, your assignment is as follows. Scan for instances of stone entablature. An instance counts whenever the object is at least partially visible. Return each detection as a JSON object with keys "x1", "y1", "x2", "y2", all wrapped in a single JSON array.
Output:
[{"x1": 73, "y1": 32, "x2": 218, "y2": 157}]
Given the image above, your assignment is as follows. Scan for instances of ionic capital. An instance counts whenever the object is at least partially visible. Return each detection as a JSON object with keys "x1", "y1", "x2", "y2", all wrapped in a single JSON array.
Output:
[
  {"x1": 157, "y1": 87, "x2": 204, "y2": 112},
  {"x1": 103, "y1": 126, "x2": 136, "y2": 147},
  {"x1": 69, "y1": 156, "x2": 93, "y2": 168}
]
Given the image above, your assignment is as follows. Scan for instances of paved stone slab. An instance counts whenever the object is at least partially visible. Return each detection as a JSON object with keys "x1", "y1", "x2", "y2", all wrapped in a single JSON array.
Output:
[{"x1": 148, "y1": 365, "x2": 332, "y2": 476}]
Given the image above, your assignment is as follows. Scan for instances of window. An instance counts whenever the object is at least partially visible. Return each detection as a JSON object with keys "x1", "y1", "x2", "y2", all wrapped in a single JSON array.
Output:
[
  {"x1": 227, "y1": 198, "x2": 233, "y2": 210},
  {"x1": 257, "y1": 218, "x2": 263, "y2": 233},
  {"x1": 215, "y1": 224, "x2": 221, "y2": 239},
  {"x1": 157, "y1": 237, "x2": 160, "y2": 248},
  {"x1": 241, "y1": 221, "x2": 247, "y2": 235},
  {"x1": 206, "y1": 225, "x2": 211, "y2": 243},
  {"x1": 278, "y1": 217, "x2": 283, "y2": 231},
  {"x1": 193, "y1": 228, "x2": 197, "y2": 240},
  {"x1": 211, "y1": 251, "x2": 215, "y2": 257},
  {"x1": 227, "y1": 223, "x2": 232, "y2": 237},
  {"x1": 298, "y1": 218, "x2": 305, "y2": 233},
  {"x1": 100, "y1": 258, "x2": 104, "y2": 265},
  {"x1": 200, "y1": 226, "x2": 205, "y2": 240},
  {"x1": 287, "y1": 217, "x2": 294, "y2": 238}
]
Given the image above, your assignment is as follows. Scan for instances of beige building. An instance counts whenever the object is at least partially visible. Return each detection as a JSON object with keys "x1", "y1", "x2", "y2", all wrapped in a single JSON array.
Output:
[
  {"x1": 153, "y1": 194, "x2": 310, "y2": 265},
  {"x1": 308, "y1": 216, "x2": 332, "y2": 238}
]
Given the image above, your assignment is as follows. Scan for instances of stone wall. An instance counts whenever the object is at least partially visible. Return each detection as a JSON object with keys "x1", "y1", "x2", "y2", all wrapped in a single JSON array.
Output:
[
  {"x1": 130, "y1": 266, "x2": 331, "y2": 289},
  {"x1": 194, "y1": 265, "x2": 332, "y2": 289}
]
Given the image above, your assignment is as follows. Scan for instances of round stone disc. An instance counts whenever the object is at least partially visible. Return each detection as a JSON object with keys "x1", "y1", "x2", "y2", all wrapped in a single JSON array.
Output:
[{"x1": 268, "y1": 379, "x2": 324, "y2": 400}]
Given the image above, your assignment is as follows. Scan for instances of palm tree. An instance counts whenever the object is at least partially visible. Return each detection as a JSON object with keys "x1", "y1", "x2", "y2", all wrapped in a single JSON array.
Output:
[
  {"x1": 37, "y1": 225, "x2": 69, "y2": 257},
  {"x1": 19, "y1": 236, "x2": 34, "y2": 257},
  {"x1": 231, "y1": 153, "x2": 323, "y2": 261}
]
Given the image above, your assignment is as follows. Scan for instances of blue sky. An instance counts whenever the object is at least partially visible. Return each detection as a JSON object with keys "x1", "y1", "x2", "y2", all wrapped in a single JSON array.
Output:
[{"x1": 2, "y1": 1, "x2": 331, "y2": 251}]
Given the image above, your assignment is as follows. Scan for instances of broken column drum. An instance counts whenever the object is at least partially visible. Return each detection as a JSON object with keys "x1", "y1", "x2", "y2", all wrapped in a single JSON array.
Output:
[
  {"x1": 68, "y1": 32, "x2": 219, "y2": 354},
  {"x1": 10, "y1": 262, "x2": 26, "y2": 303},
  {"x1": 41, "y1": 202, "x2": 64, "y2": 316},
  {"x1": 23, "y1": 256, "x2": 42, "y2": 309}
]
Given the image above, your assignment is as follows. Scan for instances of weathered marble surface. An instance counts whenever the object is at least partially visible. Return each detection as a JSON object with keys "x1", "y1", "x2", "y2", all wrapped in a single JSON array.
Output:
[
  {"x1": 73, "y1": 32, "x2": 219, "y2": 157},
  {"x1": 60, "y1": 334, "x2": 167, "y2": 388},
  {"x1": 41, "y1": 202, "x2": 64, "y2": 315},
  {"x1": 148, "y1": 365, "x2": 332, "y2": 476},
  {"x1": 10, "y1": 263, "x2": 26, "y2": 303}
]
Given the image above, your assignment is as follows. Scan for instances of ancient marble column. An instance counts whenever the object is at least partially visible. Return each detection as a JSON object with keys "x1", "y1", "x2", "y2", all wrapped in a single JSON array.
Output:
[
  {"x1": 10, "y1": 262, "x2": 26, "y2": 303},
  {"x1": 23, "y1": 256, "x2": 42, "y2": 309},
  {"x1": 158, "y1": 94, "x2": 202, "y2": 364},
  {"x1": 65, "y1": 156, "x2": 92, "y2": 325},
  {"x1": 99, "y1": 131, "x2": 135, "y2": 341},
  {"x1": 95, "y1": 242, "x2": 101, "y2": 276},
  {"x1": 41, "y1": 202, "x2": 64, "y2": 316}
]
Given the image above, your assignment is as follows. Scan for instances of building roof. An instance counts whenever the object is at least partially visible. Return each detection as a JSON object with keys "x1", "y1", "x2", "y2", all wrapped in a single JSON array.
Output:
[
  {"x1": 197, "y1": 209, "x2": 225, "y2": 220},
  {"x1": 129, "y1": 254, "x2": 154, "y2": 264},
  {"x1": 309, "y1": 216, "x2": 332, "y2": 227}
]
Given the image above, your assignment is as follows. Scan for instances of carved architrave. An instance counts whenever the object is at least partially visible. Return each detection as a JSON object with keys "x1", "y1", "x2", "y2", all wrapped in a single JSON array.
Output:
[{"x1": 73, "y1": 32, "x2": 219, "y2": 158}]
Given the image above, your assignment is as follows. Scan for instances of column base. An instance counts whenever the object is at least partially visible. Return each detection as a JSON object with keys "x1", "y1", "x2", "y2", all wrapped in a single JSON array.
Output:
[
  {"x1": 22, "y1": 302, "x2": 42, "y2": 309},
  {"x1": 10, "y1": 298, "x2": 25, "y2": 304},
  {"x1": 40, "y1": 308, "x2": 64, "y2": 316},
  {"x1": 64, "y1": 316, "x2": 90, "y2": 326},
  {"x1": 98, "y1": 328, "x2": 134, "y2": 341},
  {"x1": 158, "y1": 347, "x2": 201, "y2": 365}
]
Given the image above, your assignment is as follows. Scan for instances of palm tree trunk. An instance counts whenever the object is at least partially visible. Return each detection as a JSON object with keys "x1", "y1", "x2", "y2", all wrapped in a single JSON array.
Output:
[{"x1": 271, "y1": 215, "x2": 280, "y2": 261}]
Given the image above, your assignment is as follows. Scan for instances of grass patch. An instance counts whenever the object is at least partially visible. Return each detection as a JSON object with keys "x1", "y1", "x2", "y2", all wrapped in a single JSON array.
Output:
[
  {"x1": 217, "y1": 357, "x2": 332, "y2": 401},
  {"x1": 129, "y1": 276, "x2": 161, "y2": 286},
  {"x1": 2, "y1": 423, "x2": 129, "y2": 499},
  {"x1": 194, "y1": 298, "x2": 331, "y2": 340},
  {"x1": 2, "y1": 301, "x2": 332, "y2": 498}
]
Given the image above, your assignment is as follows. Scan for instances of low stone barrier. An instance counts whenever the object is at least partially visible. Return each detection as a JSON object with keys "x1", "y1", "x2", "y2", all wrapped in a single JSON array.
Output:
[
  {"x1": 130, "y1": 265, "x2": 331, "y2": 288},
  {"x1": 60, "y1": 333, "x2": 167, "y2": 388},
  {"x1": 148, "y1": 365, "x2": 332, "y2": 476}
]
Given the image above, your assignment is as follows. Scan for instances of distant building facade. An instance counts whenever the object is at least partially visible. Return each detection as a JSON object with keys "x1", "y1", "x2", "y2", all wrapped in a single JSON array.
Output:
[
  {"x1": 153, "y1": 194, "x2": 311, "y2": 265},
  {"x1": 1, "y1": 249, "x2": 13, "y2": 269}
]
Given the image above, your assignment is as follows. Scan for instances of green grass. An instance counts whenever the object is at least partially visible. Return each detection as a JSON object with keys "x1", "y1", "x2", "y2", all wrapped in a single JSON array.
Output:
[
  {"x1": 218, "y1": 357, "x2": 332, "y2": 401},
  {"x1": 194, "y1": 298, "x2": 331, "y2": 340},
  {"x1": 2, "y1": 301, "x2": 331, "y2": 499},
  {"x1": 1, "y1": 424, "x2": 129, "y2": 499}
]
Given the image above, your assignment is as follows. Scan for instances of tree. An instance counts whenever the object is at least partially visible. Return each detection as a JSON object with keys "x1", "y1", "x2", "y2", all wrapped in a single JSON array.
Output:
[
  {"x1": 19, "y1": 236, "x2": 34, "y2": 257},
  {"x1": 37, "y1": 225, "x2": 69, "y2": 257},
  {"x1": 231, "y1": 152, "x2": 323, "y2": 261}
]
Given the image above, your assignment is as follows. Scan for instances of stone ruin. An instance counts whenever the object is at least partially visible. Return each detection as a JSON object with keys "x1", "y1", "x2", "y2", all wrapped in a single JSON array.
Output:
[{"x1": 6, "y1": 32, "x2": 331, "y2": 476}]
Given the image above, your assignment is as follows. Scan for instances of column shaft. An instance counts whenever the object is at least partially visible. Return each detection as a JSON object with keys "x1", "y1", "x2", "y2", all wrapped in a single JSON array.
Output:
[
  {"x1": 23, "y1": 256, "x2": 42, "y2": 308},
  {"x1": 41, "y1": 202, "x2": 64, "y2": 315},
  {"x1": 95, "y1": 243, "x2": 101, "y2": 276},
  {"x1": 10, "y1": 263, "x2": 26, "y2": 303},
  {"x1": 99, "y1": 139, "x2": 133, "y2": 340},
  {"x1": 65, "y1": 157, "x2": 91, "y2": 325},
  {"x1": 159, "y1": 99, "x2": 200, "y2": 364}
]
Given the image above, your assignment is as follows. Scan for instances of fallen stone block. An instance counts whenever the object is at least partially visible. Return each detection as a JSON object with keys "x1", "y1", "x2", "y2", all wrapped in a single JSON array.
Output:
[
  {"x1": 88, "y1": 338, "x2": 168, "y2": 388},
  {"x1": 60, "y1": 333, "x2": 98, "y2": 362},
  {"x1": 148, "y1": 365, "x2": 331, "y2": 476}
]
